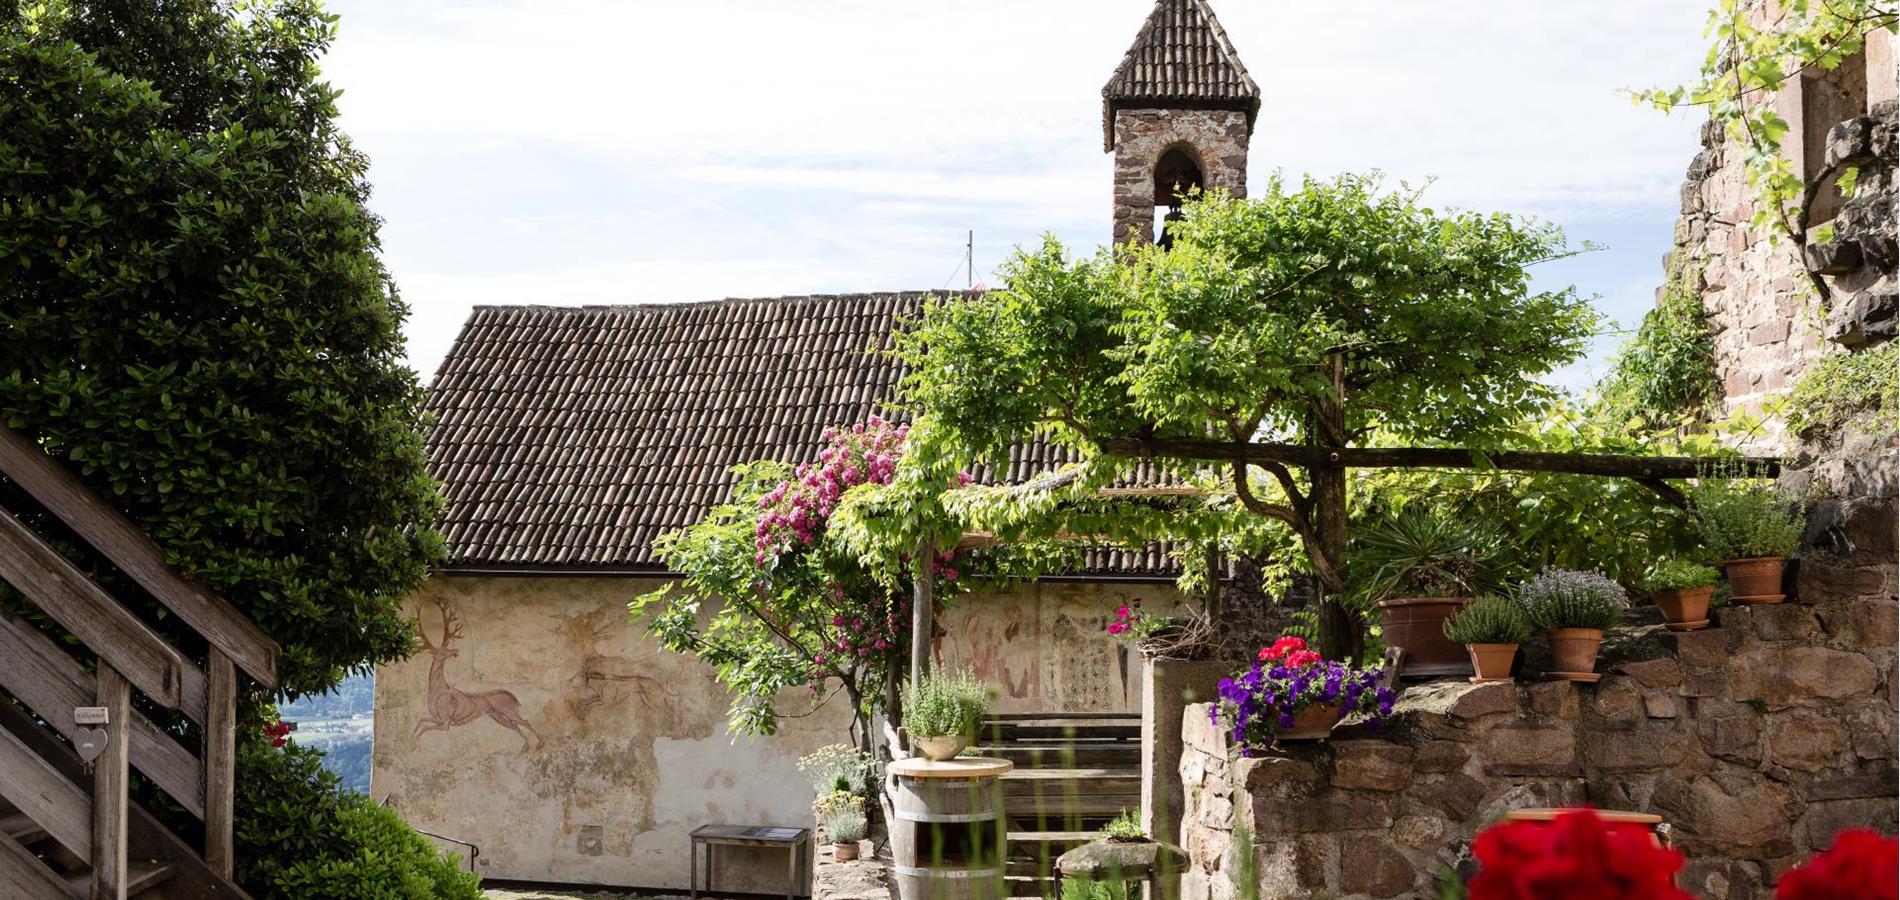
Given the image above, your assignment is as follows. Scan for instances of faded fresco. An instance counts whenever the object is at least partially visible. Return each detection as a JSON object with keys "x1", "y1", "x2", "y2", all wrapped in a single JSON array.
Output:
[{"x1": 373, "y1": 575, "x2": 1188, "y2": 890}]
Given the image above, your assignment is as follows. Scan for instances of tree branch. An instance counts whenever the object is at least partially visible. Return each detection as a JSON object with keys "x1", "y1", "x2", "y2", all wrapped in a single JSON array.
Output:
[{"x1": 1098, "y1": 437, "x2": 1783, "y2": 479}]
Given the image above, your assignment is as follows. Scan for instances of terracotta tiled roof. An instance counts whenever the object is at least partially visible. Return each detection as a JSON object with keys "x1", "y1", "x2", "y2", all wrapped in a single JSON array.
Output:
[
  {"x1": 424, "y1": 294, "x2": 1178, "y2": 577},
  {"x1": 1103, "y1": 0, "x2": 1260, "y2": 147}
]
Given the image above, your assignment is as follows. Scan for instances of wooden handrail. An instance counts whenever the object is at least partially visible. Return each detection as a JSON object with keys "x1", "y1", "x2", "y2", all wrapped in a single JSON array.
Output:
[
  {"x1": 0, "y1": 508, "x2": 205, "y2": 721},
  {"x1": 0, "y1": 614, "x2": 205, "y2": 818},
  {"x1": 0, "y1": 426, "x2": 279, "y2": 688}
]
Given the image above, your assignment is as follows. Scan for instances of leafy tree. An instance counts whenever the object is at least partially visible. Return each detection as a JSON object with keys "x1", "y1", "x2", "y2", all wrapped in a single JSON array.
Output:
[
  {"x1": 2, "y1": 2, "x2": 462, "y2": 896},
  {"x1": 1598, "y1": 261, "x2": 1721, "y2": 425},
  {"x1": 897, "y1": 177, "x2": 1598, "y2": 657},
  {"x1": 0, "y1": 0, "x2": 441, "y2": 697}
]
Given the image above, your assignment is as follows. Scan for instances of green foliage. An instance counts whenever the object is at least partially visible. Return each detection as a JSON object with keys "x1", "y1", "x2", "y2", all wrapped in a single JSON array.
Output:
[
  {"x1": 0, "y1": 0, "x2": 442, "y2": 697},
  {"x1": 1633, "y1": 1, "x2": 1899, "y2": 247},
  {"x1": 1101, "y1": 808, "x2": 1147, "y2": 842},
  {"x1": 798, "y1": 743, "x2": 879, "y2": 796},
  {"x1": 1787, "y1": 342, "x2": 1899, "y2": 438},
  {"x1": 235, "y1": 738, "x2": 480, "y2": 900},
  {"x1": 904, "y1": 668, "x2": 990, "y2": 738},
  {"x1": 1350, "y1": 507, "x2": 1509, "y2": 603},
  {"x1": 1516, "y1": 569, "x2": 1628, "y2": 631},
  {"x1": 1061, "y1": 878, "x2": 1131, "y2": 900},
  {"x1": 813, "y1": 789, "x2": 867, "y2": 843},
  {"x1": 1441, "y1": 595, "x2": 1533, "y2": 645},
  {"x1": 1599, "y1": 262, "x2": 1719, "y2": 423},
  {"x1": 1690, "y1": 473, "x2": 1805, "y2": 559},
  {"x1": 1638, "y1": 558, "x2": 1722, "y2": 593}
]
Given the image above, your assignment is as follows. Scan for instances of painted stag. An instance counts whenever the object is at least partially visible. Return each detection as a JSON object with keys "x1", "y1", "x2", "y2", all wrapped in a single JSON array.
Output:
[{"x1": 412, "y1": 598, "x2": 545, "y2": 752}]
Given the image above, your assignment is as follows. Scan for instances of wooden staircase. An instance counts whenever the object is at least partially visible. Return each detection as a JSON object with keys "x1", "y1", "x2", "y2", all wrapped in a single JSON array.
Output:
[
  {"x1": 0, "y1": 425, "x2": 278, "y2": 899},
  {"x1": 978, "y1": 713, "x2": 1142, "y2": 898}
]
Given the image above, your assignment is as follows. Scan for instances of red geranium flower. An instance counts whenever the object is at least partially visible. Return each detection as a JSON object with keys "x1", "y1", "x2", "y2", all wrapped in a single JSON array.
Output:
[
  {"x1": 1469, "y1": 809, "x2": 1691, "y2": 900},
  {"x1": 1259, "y1": 635, "x2": 1307, "y2": 662},
  {"x1": 1776, "y1": 830, "x2": 1899, "y2": 900}
]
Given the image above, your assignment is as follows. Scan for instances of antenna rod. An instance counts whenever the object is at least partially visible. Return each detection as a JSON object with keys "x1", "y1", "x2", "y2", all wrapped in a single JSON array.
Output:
[{"x1": 966, "y1": 230, "x2": 974, "y2": 289}]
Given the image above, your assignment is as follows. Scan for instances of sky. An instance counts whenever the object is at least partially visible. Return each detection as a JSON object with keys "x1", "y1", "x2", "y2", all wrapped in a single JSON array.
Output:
[{"x1": 318, "y1": 0, "x2": 1716, "y2": 391}]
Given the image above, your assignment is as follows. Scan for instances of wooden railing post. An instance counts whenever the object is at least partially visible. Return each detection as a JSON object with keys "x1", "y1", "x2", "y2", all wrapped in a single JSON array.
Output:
[
  {"x1": 204, "y1": 648, "x2": 237, "y2": 879},
  {"x1": 93, "y1": 664, "x2": 130, "y2": 900}
]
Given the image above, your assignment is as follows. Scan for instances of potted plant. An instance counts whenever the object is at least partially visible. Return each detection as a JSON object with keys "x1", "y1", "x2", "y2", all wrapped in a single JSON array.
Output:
[
  {"x1": 1637, "y1": 558, "x2": 1720, "y2": 630},
  {"x1": 1441, "y1": 595, "x2": 1532, "y2": 683},
  {"x1": 815, "y1": 790, "x2": 868, "y2": 861},
  {"x1": 904, "y1": 668, "x2": 990, "y2": 761},
  {"x1": 1354, "y1": 508, "x2": 1508, "y2": 677},
  {"x1": 797, "y1": 743, "x2": 879, "y2": 796},
  {"x1": 1689, "y1": 478, "x2": 1804, "y2": 603},
  {"x1": 1517, "y1": 569, "x2": 1627, "y2": 681},
  {"x1": 1101, "y1": 808, "x2": 1147, "y2": 843},
  {"x1": 1212, "y1": 635, "x2": 1397, "y2": 755}
]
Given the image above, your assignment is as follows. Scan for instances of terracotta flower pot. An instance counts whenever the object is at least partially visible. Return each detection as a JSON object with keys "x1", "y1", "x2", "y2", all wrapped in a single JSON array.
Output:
[
  {"x1": 1466, "y1": 643, "x2": 1519, "y2": 683},
  {"x1": 1275, "y1": 701, "x2": 1345, "y2": 741},
  {"x1": 911, "y1": 735, "x2": 971, "y2": 761},
  {"x1": 1652, "y1": 586, "x2": 1714, "y2": 630},
  {"x1": 1547, "y1": 627, "x2": 1604, "y2": 677},
  {"x1": 1377, "y1": 597, "x2": 1474, "y2": 677},
  {"x1": 833, "y1": 840, "x2": 861, "y2": 862},
  {"x1": 1724, "y1": 557, "x2": 1788, "y2": 603}
]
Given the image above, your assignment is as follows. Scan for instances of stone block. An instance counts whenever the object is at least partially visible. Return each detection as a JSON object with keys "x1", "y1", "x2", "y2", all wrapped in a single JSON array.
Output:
[
  {"x1": 1818, "y1": 599, "x2": 1900, "y2": 649},
  {"x1": 1668, "y1": 629, "x2": 1731, "y2": 668},
  {"x1": 1412, "y1": 740, "x2": 1469, "y2": 774},
  {"x1": 1659, "y1": 773, "x2": 1794, "y2": 858},
  {"x1": 1803, "y1": 762, "x2": 1899, "y2": 802},
  {"x1": 1615, "y1": 658, "x2": 1683, "y2": 689},
  {"x1": 1801, "y1": 798, "x2": 1898, "y2": 852},
  {"x1": 1645, "y1": 692, "x2": 1680, "y2": 719},
  {"x1": 1481, "y1": 724, "x2": 1577, "y2": 776},
  {"x1": 1749, "y1": 605, "x2": 1819, "y2": 641},
  {"x1": 1727, "y1": 646, "x2": 1880, "y2": 709},
  {"x1": 1338, "y1": 836, "x2": 1416, "y2": 898},
  {"x1": 1250, "y1": 791, "x2": 1392, "y2": 834},
  {"x1": 1391, "y1": 815, "x2": 1448, "y2": 849},
  {"x1": 1766, "y1": 711, "x2": 1850, "y2": 772},
  {"x1": 1238, "y1": 755, "x2": 1320, "y2": 794},
  {"x1": 1581, "y1": 726, "x2": 1691, "y2": 773},
  {"x1": 1698, "y1": 714, "x2": 1764, "y2": 764},
  {"x1": 1679, "y1": 858, "x2": 1768, "y2": 900},
  {"x1": 1329, "y1": 741, "x2": 1415, "y2": 792},
  {"x1": 1682, "y1": 666, "x2": 1728, "y2": 698},
  {"x1": 1526, "y1": 681, "x2": 1580, "y2": 719},
  {"x1": 1592, "y1": 677, "x2": 1646, "y2": 723},
  {"x1": 1448, "y1": 682, "x2": 1519, "y2": 720},
  {"x1": 1824, "y1": 115, "x2": 1877, "y2": 168},
  {"x1": 1411, "y1": 773, "x2": 1487, "y2": 820}
]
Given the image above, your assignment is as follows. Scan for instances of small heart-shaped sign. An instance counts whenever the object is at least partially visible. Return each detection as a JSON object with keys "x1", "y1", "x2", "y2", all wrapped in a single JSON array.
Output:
[{"x1": 75, "y1": 728, "x2": 108, "y2": 763}]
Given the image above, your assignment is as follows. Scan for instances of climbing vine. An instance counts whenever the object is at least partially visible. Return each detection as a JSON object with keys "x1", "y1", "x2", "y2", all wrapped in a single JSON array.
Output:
[
  {"x1": 1633, "y1": 1, "x2": 1898, "y2": 258},
  {"x1": 1786, "y1": 341, "x2": 1900, "y2": 438},
  {"x1": 1598, "y1": 260, "x2": 1721, "y2": 425}
]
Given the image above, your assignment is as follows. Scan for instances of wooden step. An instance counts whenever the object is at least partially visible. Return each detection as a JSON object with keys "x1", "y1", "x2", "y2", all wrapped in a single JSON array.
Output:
[
  {"x1": 976, "y1": 745, "x2": 1138, "y2": 768},
  {"x1": 1, "y1": 812, "x2": 49, "y2": 846},
  {"x1": 980, "y1": 724, "x2": 1140, "y2": 742},
  {"x1": 984, "y1": 713, "x2": 1138, "y2": 722},
  {"x1": 64, "y1": 860, "x2": 174, "y2": 896}
]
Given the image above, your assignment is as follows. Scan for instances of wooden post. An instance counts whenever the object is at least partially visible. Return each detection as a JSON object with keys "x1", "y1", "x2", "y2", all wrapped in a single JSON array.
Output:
[
  {"x1": 910, "y1": 541, "x2": 934, "y2": 688},
  {"x1": 93, "y1": 664, "x2": 130, "y2": 900},
  {"x1": 204, "y1": 648, "x2": 236, "y2": 879}
]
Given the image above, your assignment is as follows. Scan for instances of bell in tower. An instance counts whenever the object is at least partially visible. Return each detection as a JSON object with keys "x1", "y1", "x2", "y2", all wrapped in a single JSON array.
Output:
[{"x1": 1103, "y1": 0, "x2": 1260, "y2": 247}]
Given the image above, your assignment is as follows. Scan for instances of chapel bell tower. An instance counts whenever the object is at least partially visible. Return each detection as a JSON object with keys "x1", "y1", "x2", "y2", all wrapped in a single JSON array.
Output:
[{"x1": 1104, "y1": 0, "x2": 1261, "y2": 247}]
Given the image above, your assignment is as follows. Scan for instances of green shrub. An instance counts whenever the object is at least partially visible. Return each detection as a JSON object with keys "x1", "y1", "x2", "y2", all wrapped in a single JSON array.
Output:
[
  {"x1": 905, "y1": 669, "x2": 990, "y2": 738},
  {"x1": 1598, "y1": 261, "x2": 1719, "y2": 424},
  {"x1": 235, "y1": 738, "x2": 480, "y2": 900},
  {"x1": 1350, "y1": 507, "x2": 1509, "y2": 603},
  {"x1": 1061, "y1": 878, "x2": 1130, "y2": 900},
  {"x1": 817, "y1": 793, "x2": 868, "y2": 844},
  {"x1": 1637, "y1": 558, "x2": 1720, "y2": 593},
  {"x1": 1787, "y1": 342, "x2": 1899, "y2": 439},
  {"x1": 1689, "y1": 476, "x2": 1804, "y2": 559},
  {"x1": 1517, "y1": 569, "x2": 1626, "y2": 631},
  {"x1": 1102, "y1": 809, "x2": 1146, "y2": 842},
  {"x1": 1441, "y1": 595, "x2": 1533, "y2": 645},
  {"x1": 797, "y1": 743, "x2": 878, "y2": 795}
]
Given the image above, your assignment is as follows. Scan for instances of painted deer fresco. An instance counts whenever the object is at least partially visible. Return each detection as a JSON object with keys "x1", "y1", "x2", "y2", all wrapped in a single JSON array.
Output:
[{"x1": 412, "y1": 598, "x2": 545, "y2": 752}]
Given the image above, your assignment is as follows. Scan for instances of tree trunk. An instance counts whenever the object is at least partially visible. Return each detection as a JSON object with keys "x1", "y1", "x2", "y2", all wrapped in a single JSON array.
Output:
[{"x1": 1310, "y1": 353, "x2": 1363, "y2": 662}]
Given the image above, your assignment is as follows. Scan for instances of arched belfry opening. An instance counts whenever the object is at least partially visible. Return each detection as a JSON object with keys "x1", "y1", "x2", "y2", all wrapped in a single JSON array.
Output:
[
  {"x1": 1152, "y1": 146, "x2": 1204, "y2": 249},
  {"x1": 1103, "y1": 0, "x2": 1260, "y2": 246}
]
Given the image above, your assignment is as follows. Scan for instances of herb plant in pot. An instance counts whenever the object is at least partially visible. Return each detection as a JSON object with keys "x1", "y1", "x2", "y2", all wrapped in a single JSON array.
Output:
[
  {"x1": 1638, "y1": 558, "x2": 1720, "y2": 631},
  {"x1": 1354, "y1": 508, "x2": 1507, "y2": 677},
  {"x1": 1689, "y1": 478, "x2": 1803, "y2": 604},
  {"x1": 1517, "y1": 569, "x2": 1627, "y2": 681},
  {"x1": 1212, "y1": 635, "x2": 1397, "y2": 755},
  {"x1": 904, "y1": 668, "x2": 990, "y2": 761},
  {"x1": 1441, "y1": 595, "x2": 1532, "y2": 683},
  {"x1": 815, "y1": 790, "x2": 868, "y2": 861}
]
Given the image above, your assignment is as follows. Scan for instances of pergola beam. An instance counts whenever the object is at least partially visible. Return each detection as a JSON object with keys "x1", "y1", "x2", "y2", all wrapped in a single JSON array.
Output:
[{"x1": 1096, "y1": 438, "x2": 1782, "y2": 480}]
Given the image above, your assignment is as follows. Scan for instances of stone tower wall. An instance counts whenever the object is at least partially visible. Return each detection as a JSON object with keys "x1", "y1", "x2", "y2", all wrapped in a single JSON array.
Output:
[{"x1": 1111, "y1": 107, "x2": 1252, "y2": 246}]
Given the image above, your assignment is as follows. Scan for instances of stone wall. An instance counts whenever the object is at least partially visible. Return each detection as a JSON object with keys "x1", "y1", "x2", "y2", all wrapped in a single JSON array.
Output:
[
  {"x1": 1111, "y1": 107, "x2": 1251, "y2": 246},
  {"x1": 1177, "y1": 597, "x2": 1897, "y2": 900}
]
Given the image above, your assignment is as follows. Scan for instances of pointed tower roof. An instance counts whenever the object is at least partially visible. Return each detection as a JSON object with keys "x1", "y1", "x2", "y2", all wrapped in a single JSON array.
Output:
[{"x1": 1102, "y1": 0, "x2": 1261, "y2": 149}]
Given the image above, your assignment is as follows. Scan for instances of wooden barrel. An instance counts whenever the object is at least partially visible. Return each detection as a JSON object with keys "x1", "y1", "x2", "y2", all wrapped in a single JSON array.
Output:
[{"x1": 888, "y1": 757, "x2": 1012, "y2": 900}]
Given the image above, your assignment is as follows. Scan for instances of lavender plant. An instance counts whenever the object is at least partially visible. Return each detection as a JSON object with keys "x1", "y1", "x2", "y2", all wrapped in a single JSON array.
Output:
[
  {"x1": 1212, "y1": 635, "x2": 1396, "y2": 756},
  {"x1": 1516, "y1": 569, "x2": 1627, "y2": 631}
]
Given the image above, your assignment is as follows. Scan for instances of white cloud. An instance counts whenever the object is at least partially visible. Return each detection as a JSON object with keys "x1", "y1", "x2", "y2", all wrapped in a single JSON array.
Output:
[{"x1": 319, "y1": 0, "x2": 1715, "y2": 377}]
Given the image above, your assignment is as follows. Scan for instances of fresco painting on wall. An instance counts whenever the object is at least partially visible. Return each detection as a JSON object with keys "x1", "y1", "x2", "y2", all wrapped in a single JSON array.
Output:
[
  {"x1": 565, "y1": 608, "x2": 677, "y2": 726},
  {"x1": 411, "y1": 597, "x2": 547, "y2": 752}
]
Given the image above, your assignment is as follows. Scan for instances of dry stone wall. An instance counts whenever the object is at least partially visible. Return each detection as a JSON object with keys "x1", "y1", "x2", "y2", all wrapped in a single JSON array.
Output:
[
  {"x1": 1177, "y1": 598, "x2": 1898, "y2": 900},
  {"x1": 1111, "y1": 107, "x2": 1251, "y2": 246}
]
